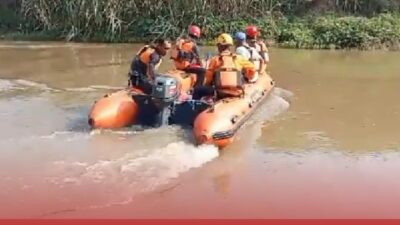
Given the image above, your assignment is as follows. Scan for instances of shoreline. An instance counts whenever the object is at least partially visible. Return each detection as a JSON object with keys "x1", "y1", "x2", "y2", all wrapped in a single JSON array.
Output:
[
  {"x1": 1, "y1": 7, "x2": 400, "y2": 51},
  {"x1": 0, "y1": 36, "x2": 398, "y2": 53},
  {"x1": 2, "y1": 0, "x2": 400, "y2": 51},
  {"x1": 1, "y1": 28, "x2": 399, "y2": 51}
]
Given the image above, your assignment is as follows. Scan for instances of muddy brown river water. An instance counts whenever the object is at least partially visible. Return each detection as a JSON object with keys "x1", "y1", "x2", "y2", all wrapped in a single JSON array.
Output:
[{"x1": 1, "y1": 41, "x2": 400, "y2": 218}]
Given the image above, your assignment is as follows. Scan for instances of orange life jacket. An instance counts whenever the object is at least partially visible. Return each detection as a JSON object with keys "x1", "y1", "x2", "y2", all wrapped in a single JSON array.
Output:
[
  {"x1": 136, "y1": 45, "x2": 155, "y2": 64},
  {"x1": 214, "y1": 53, "x2": 244, "y2": 97},
  {"x1": 171, "y1": 39, "x2": 196, "y2": 70},
  {"x1": 130, "y1": 45, "x2": 162, "y2": 79},
  {"x1": 138, "y1": 45, "x2": 162, "y2": 67}
]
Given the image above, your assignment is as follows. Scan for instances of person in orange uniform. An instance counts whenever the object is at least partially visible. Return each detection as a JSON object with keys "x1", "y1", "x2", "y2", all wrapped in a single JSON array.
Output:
[
  {"x1": 171, "y1": 25, "x2": 205, "y2": 88},
  {"x1": 245, "y1": 25, "x2": 270, "y2": 64},
  {"x1": 192, "y1": 33, "x2": 256, "y2": 100},
  {"x1": 128, "y1": 39, "x2": 171, "y2": 95}
]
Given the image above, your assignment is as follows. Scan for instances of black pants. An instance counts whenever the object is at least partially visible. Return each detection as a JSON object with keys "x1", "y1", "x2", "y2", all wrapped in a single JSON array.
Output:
[
  {"x1": 192, "y1": 86, "x2": 215, "y2": 100},
  {"x1": 192, "y1": 86, "x2": 243, "y2": 100},
  {"x1": 129, "y1": 72, "x2": 153, "y2": 95},
  {"x1": 183, "y1": 67, "x2": 206, "y2": 88}
]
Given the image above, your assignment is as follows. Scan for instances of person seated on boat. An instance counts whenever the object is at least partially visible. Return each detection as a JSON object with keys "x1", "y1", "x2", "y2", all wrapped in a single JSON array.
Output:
[
  {"x1": 192, "y1": 33, "x2": 256, "y2": 101},
  {"x1": 128, "y1": 39, "x2": 172, "y2": 95},
  {"x1": 171, "y1": 25, "x2": 205, "y2": 88},
  {"x1": 245, "y1": 25, "x2": 270, "y2": 64},
  {"x1": 235, "y1": 31, "x2": 264, "y2": 80},
  {"x1": 234, "y1": 31, "x2": 251, "y2": 59}
]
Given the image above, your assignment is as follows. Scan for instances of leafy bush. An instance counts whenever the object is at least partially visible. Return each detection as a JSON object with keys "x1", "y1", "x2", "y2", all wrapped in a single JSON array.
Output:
[{"x1": 1, "y1": 1, "x2": 400, "y2": 50}]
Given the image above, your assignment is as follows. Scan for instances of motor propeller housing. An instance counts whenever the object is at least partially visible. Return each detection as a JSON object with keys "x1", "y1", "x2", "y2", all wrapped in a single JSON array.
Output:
[{"x1": 151, "y1": 75, "x2": 179, "y2": 102}]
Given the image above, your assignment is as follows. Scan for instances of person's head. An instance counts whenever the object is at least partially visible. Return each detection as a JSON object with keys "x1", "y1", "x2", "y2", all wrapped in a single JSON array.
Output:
[
  {"x1": 188, "y1": 25, "x2": 201, "y2": 40},
  {"x1": 153, "y1": 38, "x2": 171, "y2": 56},
  {"x1": 216, "y1": 33, "x2": 233, "y2": 52},
  {"x1": 247, "y1": 37, "x2": 257, "y2": 47},
  {"x1": 234, "y1": 31, "x2": 246, "y2": 46},
  {"x1": 245, "y1": 25, "x2": 259, "y2": 39}
]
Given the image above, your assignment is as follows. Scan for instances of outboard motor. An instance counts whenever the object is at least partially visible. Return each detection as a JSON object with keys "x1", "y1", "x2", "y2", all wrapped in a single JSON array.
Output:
[{"x1": 151, "y1": 75, "x2": 179, "y2": 127}]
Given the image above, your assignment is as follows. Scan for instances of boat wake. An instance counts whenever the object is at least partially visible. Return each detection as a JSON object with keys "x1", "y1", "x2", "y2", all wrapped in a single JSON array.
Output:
[
  {"x1": 0, "y1": 78, "x2": 123, "y2": 94},
  {"x1": 44, "y1": 141, "x2": 218, "y2": 210},
  {"x1": 0, "y1": 75, "x2": 293, "y2": 216}
]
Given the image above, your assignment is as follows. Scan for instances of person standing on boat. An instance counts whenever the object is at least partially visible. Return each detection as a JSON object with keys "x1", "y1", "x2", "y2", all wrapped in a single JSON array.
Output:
[
  {"x1": 245, "y1": 25, "x2": 270, "y2": 64},
  {"x1": 171, "y1": 25, "x2": 206, "y2": 88},
  {"x1": 128, "y1": 39, "x2": 172, "y2": 95},
  {"x1": 192, "y1": 33, "x2": 256, "y2": 100},
  {"x1": 234, "y1": 31, "x2": 264, "y2": 81}
]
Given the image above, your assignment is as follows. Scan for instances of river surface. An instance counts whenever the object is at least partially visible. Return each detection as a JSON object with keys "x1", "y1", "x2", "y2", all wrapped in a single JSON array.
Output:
[{"x1": 1, "y1": 41, "x2": 400, "y2": 218}]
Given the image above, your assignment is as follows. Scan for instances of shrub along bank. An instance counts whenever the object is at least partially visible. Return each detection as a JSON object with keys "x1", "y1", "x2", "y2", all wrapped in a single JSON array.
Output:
[{"x1": 1, "y1": 0, "x2": 400, "y2": 50}]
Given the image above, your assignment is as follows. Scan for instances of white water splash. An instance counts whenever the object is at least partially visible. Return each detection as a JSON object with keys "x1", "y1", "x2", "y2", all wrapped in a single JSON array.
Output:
[
  {"x1": 229, "y1": 87, "x2": 292, "y2": 151},
  {"x1": 64, "y1": 85, "x2": 124, "y2": 92},
  {"x1": 45, "y1": 141, "x2": 219, "y2": 209},
  {"x1": 243, "y1": 87, "x2": 292, "y2": 128},
  {"x1": 0, "y1": 78, "x2": 124, "y2": 95},
  {"x1": 14, "y1": 79, "x2": 58, "y2": 91},
  {"x1": 40, "y1": 131, "x2": 91, "y2": 142},
  {"x1": 89, "y1": 85, "x2": 124, "y2": 90},
  {"x1": 0, "y1": 79, "x2": 23, "y2": 91},
  {"x1": 0, "y1": 78, "x2": 59, "y2": 92}
]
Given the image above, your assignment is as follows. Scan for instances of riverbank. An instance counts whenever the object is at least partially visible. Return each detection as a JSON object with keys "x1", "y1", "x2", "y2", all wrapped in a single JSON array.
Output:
[{"x1": 1, "y1": 3, "x2": 400, "y2": 50}]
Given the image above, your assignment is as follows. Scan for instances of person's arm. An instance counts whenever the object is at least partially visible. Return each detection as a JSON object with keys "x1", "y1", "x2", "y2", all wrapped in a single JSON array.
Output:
[
  {"x1": 148, "y1": 53, "x2": 161, "y2": 80},
  {"x1": 193, "y1": 45, "x2": 203, "y2": 67},
  {"x1": 205, "y1": 57, "x2": 217, "y2": 85},
  {"x1": 172, "y1": 39, "x2": 184, "y2": 60},
  {"x1": 253, "y1": 50, "x2": 266, "y2": 67},
  {"x1": 259, "y1": 41, "x2": 269, "y2": 63}
]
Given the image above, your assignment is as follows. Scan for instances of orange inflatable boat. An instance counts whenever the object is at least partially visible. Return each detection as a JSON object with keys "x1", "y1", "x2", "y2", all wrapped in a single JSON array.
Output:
[
  {"x1": 193, "y1": 72, "x2": 274, "y2": 148},
  {"x1": 88, "y1": 69, "x2": 197, "y2": 129},
  {"x1": 88, "y1": 69, "x2": 274, "y2": 149}
]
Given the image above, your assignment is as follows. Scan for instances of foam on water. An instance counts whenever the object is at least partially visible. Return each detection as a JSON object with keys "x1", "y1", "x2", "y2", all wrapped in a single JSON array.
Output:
[
  {"x1": 0, "y1": 78, "x2": 124, "y2": 94},
  {"x1": 14, "y1": 79, "x2": 56, "y2": 91},
  {"x1": 0, "y1": 79, "x2": 25, "y2": 91},
  {"x1": 234, "y1": 87, "x2": 292, "y2": 139},
  {"x1": 64, "y1": 85, "x2": 124, "y2": 92},
  {"x1": 257, "y1": 88, "x2": 292, "y2": 120},
  {"x1": 40, "y1": 131, "x2": 91, "y2": 142},
  {"x1": 41, "y1": 141, "x2": 219, "y2": 211},
  {"x1": 0, "y1": 101, "x2": 219, "y2": 214},
  {"x1": 0, "y1": 78, "x2": 59, "y2": 92}
]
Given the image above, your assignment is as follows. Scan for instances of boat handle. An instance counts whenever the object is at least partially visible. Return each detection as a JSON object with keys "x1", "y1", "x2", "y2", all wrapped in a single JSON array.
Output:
[{"x1": 231, "y1": 115, "x2": 239, "y2": 124}]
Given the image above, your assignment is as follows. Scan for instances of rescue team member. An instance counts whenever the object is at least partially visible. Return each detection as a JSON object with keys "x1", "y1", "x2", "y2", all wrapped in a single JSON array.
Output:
[
  {"x1": 192, "y1": 33, "x2": 256, "y2": 100},
  {"x1": 128, "y1": 39, "x2": 172, "y2": 95},
  {"x1": 234, "y1": 31, "x2": 251, "y2": 59},
  {"x1": 234, "y1": 31, "x2": 264, "y2": 81},
  {"x1": 171, "y1": 25, "x2": 205, "y2": 88},
  {"x1": 245, "y1": 25, "x2": 270, "y2": 64}
]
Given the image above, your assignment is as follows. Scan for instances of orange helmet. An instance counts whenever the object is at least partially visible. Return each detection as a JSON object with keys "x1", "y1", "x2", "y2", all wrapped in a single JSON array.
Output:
[
  {"x1": 189, "y1": 25, "x2": 201, "y2": 38},
  {"x1": 246, "y1": 25, "x2": 258, "y2": 38}
]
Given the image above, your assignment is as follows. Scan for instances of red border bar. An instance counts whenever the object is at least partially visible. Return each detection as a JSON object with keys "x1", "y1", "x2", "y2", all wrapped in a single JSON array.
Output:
[{"x1": 1, "y1": 220, "x2": 400, "y2": 225}]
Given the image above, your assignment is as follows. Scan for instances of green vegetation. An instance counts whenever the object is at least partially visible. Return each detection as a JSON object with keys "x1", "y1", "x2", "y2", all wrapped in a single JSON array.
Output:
[
  {"x1": 278, "y1": 14, "x2": 400, "y2": 50},
  {"x1": 1, "y1": 0, "x2": 400, "y2": 50}
]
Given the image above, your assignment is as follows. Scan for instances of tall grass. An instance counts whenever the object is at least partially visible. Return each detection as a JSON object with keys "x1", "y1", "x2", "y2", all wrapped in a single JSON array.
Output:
[
  {"x1": 2, "y1": 0, "x2": 400, "y2": 49},
  {"x1": 17, "y1": 0, "x2": 400, "y2": 42},
  {"x1": 17, "y1": 0, "x2": 285, "y2": 41}
]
